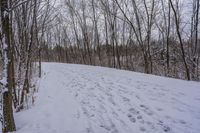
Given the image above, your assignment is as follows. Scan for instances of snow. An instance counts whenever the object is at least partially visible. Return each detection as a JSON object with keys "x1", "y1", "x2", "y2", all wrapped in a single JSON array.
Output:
[
  {"x1": 14, "y1": 62, "x2": 200, "y2": 133},
  {"x1": 0, "y1": 30, "x2": 9, "y2": 130},
  {"x1": 0, "y1": 35, "x2": 8, "y2": 89}
]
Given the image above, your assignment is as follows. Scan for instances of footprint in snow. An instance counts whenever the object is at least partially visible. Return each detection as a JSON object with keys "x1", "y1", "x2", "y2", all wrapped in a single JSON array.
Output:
[
  {"x1": 122, "y1": 97, "x2": 130, "y2": 102},
  {"x1": 157, "y1": 120, "x2": 171, "y2": 132},
  {"x1": 140, "y1": 127, "x2": 146, "y2": 132},
  {"x1": 163, "y1": 126, "x2": 171, "y2": 132},
  {"x1": 137, "y1": 115, "x2": 143, "y2": 119},
  {"x1": 140, "y1": 104, "x2": 154, "y2": 116},
  {"x1": 100, "y1": 125, "x2": 111, "y2": 131},
  {"x1": 127, "y1": 108, "x2": 144, "y2": 123},
  {"x1": 127, "y1": 114, "x2": 136, "y2": 123},
  {"x1": 179, "y1": 120, "x2": 187, "y2": 125},
  {"x1": 129, "y1": 108, "x2": 140, "y2": 115}
]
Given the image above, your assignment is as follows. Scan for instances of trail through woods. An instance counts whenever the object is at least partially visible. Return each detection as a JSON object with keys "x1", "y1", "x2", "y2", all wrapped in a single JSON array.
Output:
[{"x1": 14, "y1": 63, "x2": 200, "y2": 133}]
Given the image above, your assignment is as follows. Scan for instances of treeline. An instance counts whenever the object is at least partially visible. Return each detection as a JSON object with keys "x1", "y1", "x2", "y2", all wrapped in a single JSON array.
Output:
[
  {"x1": 42, "y1": 0, "x2": 200, "y2": 80},
  {"x1": 0, "y1": 0, "x2": 54, "y2": 132},
  {"x1": 42, "y1": 38, "x2": 199, "y2": 79}
]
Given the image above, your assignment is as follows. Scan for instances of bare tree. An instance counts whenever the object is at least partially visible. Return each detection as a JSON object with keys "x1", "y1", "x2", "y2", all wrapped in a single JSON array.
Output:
[{"x1": 169, "y1": 0, "x2": 191, "y2": 80}]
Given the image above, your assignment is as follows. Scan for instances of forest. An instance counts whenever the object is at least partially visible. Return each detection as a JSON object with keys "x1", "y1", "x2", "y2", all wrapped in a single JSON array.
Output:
[{"x1": 0, "y1": 0, "x2": 200, "y2": 132}]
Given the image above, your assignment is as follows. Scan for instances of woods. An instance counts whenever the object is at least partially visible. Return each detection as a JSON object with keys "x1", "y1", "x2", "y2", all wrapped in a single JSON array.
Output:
[
  {"x1": 40, "y1": 0, "x2": 200, "y2": 80},
  {"x1": 0, "y1": 0, "x2": 53, "y2": 132},
  {"x1": 0, "y1": 0, "x2": 200, "y2": 132}
]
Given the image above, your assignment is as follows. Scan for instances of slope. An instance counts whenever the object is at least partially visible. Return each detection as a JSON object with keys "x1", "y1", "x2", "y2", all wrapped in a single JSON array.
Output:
[{"x1": 14, "y1": 63, "x2": 200, "y2": 133}]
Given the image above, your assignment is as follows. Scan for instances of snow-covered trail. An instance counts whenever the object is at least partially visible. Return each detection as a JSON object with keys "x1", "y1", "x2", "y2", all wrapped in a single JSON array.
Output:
[{"x1": 15, "y1": 63, "x2": 200, "y2": 133}]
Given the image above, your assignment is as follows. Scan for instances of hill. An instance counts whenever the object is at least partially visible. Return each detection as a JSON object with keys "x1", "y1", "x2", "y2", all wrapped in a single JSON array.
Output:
[{"x1": 14, "y1": 63, "x2": 200, "y2": 133}]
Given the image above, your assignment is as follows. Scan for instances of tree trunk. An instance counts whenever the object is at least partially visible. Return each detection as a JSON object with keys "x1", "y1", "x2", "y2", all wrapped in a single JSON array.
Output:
[
  {"x1": 1, "y1": 0, "x2": 16, "y2": 132},
  {"x1": 169, "y1": 0, "x2": 191, "y2": 80}
]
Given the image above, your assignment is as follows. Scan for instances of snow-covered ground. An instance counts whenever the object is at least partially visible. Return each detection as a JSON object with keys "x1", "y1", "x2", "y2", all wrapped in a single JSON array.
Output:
[{"x1": 14, "y1": 63, "x2": 200, "y2": 133}]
